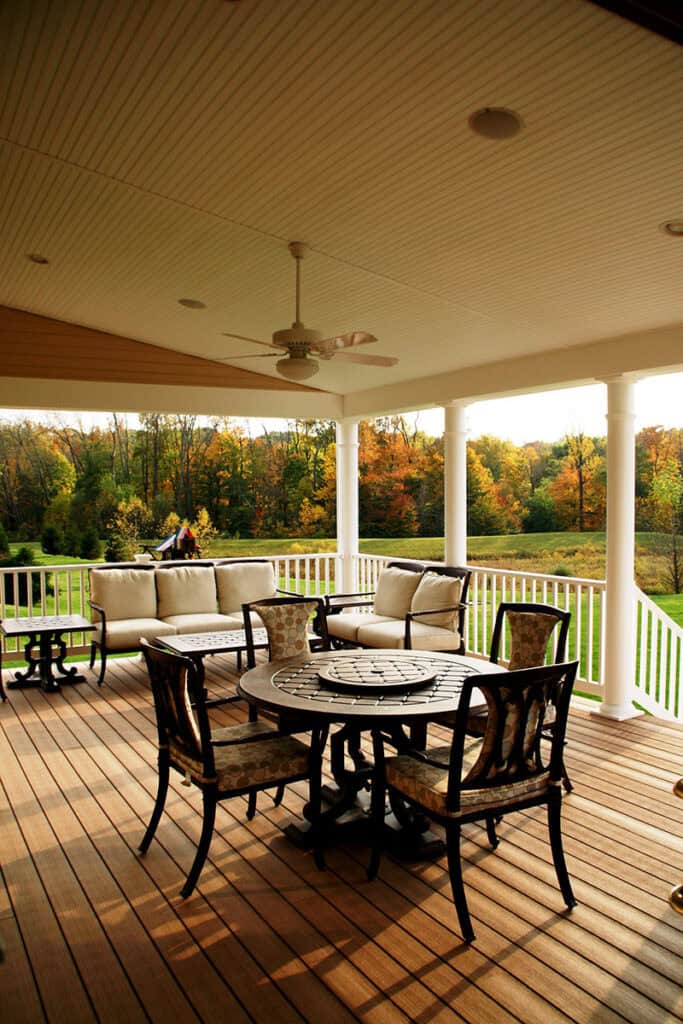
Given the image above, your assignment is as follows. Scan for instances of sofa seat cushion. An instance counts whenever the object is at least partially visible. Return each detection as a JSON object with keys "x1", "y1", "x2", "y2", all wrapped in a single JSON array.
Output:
[
  {"x1": 327, "y1": 612, "x2": 394, "y2": 643},
  {"x1": 90, "y1": 568, "x2": 157, "y2": 621},
  {"x1": 356, "y1": 619, "x2": 462, "y2": 651},
  {"x1": 156, "y1": 566, "x2": 218, "y2": 619},
  {"x1": 373, "y1": 567, "x2": 423, "y2": 618},
  {"x1": 216, "y1": 562, "x2": 277, "y2": 615},
  {"x1": 95, "y1": 617, "x2": 176, "y2": 650},
  {"x1": 160, "y1": 613, "x2": 242, "y2": 634},
  {"x1": 410, "y1": 573, "x2": 462, "y2": 630}
]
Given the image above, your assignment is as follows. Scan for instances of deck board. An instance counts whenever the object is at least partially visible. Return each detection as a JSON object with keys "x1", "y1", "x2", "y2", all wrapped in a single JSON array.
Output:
[{"x1": 1, "y1": 655, "x2": 682, "y2": 1024}]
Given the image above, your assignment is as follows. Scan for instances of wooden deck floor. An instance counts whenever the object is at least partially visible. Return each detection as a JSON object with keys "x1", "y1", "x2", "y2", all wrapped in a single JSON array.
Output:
[{"x1": 1, "y1": 654, "x2": 682, "y2": 1024}]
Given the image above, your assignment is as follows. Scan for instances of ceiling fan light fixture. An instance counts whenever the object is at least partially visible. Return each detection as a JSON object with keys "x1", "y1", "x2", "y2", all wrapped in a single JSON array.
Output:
[{"x1": 276, "y1": 355, "x2": 319, "y2": 381}]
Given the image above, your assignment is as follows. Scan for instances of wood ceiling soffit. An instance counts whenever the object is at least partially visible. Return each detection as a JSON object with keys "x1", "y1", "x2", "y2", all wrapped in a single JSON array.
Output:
[{"x1": 0, "y1": 307, "x2": 317, "y2": 392}]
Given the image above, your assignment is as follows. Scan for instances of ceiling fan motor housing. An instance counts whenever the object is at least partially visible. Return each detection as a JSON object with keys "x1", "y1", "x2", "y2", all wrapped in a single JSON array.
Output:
[{"x1": 272, "y1": 326, "x2": 323, "y2": 350}]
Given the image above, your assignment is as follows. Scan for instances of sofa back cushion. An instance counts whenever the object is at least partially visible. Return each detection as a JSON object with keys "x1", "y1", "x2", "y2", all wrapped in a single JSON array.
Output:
[
  {"x1": 156, "y1": 566, "x2": 218, "y2": 619},
  {"x1": 90, "y1": 568, "x2": 157, "y2": 622},
  {"x1": 410, "y1": 572, "x2": 462, "y2": 630},
  {"x1": 373, "y1": 566, "x2": 423, "y2": 618},
  {"x1": 215, "y1": 562, "x2": 277, "y2": 613}
]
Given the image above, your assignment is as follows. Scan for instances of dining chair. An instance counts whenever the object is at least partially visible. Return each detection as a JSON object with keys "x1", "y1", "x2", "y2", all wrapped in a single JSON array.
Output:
[
  {"x1": 369, "y1": 660, "x2": 579, "y2": 943},
  {"x1": 467, "y1": 602, "x2": 573, "y2": 791},
  {"x1": 242, "y1": 595, "x2": 330, "y2": 669},
  {"x1": 139, "y1": 638, "x2": 318, "y2": 897}
]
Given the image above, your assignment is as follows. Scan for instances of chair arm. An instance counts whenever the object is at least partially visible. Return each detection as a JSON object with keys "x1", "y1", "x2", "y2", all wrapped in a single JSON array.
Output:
[
  {"x1": 88, "y1": 600, "x2": 106, "y2": 628},
  {"x1": 325, "y1": 592, "x2": 374, "y2": 614},
  {"x1": 405, "y1": 602, "x2": 466, "y2": 622}
]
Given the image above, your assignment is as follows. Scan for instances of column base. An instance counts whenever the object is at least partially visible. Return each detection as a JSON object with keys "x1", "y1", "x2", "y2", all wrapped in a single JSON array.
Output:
[{"x1": 592, "y1": 701, "x2": 643, "y2": 722}]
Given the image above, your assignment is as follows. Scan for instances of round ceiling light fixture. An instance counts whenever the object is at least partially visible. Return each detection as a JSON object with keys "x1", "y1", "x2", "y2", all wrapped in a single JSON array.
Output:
[
  {"x1": 178, "y1": 297, "x2": 206, "y2": 309},
  {"x1": 468, "y1": 107, "x2": 523, "y2": 140},
  {"x1": 660, "y1": 221, "x2": 683, "y2": 237},
  {"x1": 276, "y1": 355, "x2": 319, "y2": 381},
  {"x1": 27, "y1": 253, "x2": 49, "y2": 264}
]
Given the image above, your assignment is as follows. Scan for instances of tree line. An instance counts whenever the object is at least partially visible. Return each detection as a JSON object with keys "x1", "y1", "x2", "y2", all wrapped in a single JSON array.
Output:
[{"x1": 0, "y1": 414, "x2": 680, "y2": 553}]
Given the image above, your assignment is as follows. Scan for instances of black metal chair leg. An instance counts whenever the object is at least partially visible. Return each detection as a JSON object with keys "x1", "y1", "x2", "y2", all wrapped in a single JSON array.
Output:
[
  {"x1": 246, "y1": 790, "x2": 257, "y2": 819},
  {"x1": 89, "y1": 642, "x2": 96, "y2": 670},
  {"x1": 308, "y1": 726, "x2": 326, "y2": 870},
  {"x1": 139, "y1": 756, "x2": 170, "y2": 853},
  {"x1": 97, "y1": 646, "x2": 107, "y2": 686},
  {"x1": 181, "y1": 791, "x2": 217, "y2": 898},
  {"x1": 548, "y1": 795, "x2": 577, "y2": 909},
  {"x1": 445, "y1": 821, "x2": 475, "y2": 943},
  {"x1": 485, "y1": 816, "x2": 499, "y2": 849},
  {"x1": 561, "y1": 762, "x2": 574, "y2": 793},
  {"x1": 367, "y1": 730, "x2": 386, "y2": 880},
  {"x1": 273, "y1": 783, "x2": 285, "y2": 806}
]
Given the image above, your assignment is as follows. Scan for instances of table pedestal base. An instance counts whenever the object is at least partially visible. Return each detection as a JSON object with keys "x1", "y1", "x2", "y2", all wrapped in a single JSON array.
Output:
[
  {"x1": 7, "y1": 631, "x2": 86, "y2": 693},
  {"x1": 286, "y1": 782, "x2": 445, "y2": 862}
]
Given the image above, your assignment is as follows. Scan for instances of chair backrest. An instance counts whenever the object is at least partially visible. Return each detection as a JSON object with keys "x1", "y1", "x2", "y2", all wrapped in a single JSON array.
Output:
[
  {"x1": 447, "y1": 661, "x2": 578, "y2": 812},
  {"x1": 89, "y1": 564, "x2": 158, "y2": 622},
  {"x1": 140, "y1": 639, "x2": 214, "y2": 782},
  {"x1": 243, "y1": 596, "x2": 328, "y2": 666},
  {"x1": 489, "y1": 602, "x2": 570, "y2": 670}
]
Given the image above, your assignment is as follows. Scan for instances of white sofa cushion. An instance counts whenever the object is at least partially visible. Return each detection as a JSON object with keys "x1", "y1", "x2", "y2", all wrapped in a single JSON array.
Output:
[
  {"x1": 373, "y1": 567, "x2": 423, "y2": 619},
  {"x1": 94, "y1": 617, "x2": 176, "y2": 650},
  {"x1": 161, "y1": 612, "x2": 242, "y2": 634},
  {"x1": 215, "y1": 562, "x2": 277, "y2": 615},
  {"x1": 356, "y1": 619, "x2": 462, "y2": 651},
  {"x1": 156, "y1": 566, "x2": 218, "y2": 619},
  {"x1": 326, "y1": 612, "x2": 394, "y2": 643},
  {"x1": 410, "y1": 573, "x2": 462, "y2": 630},
  {"x1": 90, "y1": 568, "x2": 157, "y2": 622}
]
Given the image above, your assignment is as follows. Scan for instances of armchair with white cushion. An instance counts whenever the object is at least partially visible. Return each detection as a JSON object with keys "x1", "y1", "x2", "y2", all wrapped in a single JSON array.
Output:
[{"x1": 324, "y1": 561, "x2": 470, "y2": 654}]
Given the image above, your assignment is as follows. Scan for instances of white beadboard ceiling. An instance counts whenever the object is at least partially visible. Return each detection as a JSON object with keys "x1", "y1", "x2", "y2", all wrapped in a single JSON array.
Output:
[{"x1": 0, "y1": 0, "x2": 681, "y2": 416}]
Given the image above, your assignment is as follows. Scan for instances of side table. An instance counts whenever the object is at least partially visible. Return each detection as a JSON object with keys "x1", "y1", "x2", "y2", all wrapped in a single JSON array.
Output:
[{"x1": 0, "y1": 614, "x2": 95, "y2": 695}]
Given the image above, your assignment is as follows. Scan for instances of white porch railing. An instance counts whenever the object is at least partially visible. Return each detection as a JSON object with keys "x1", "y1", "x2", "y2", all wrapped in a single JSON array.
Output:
[{"x1": 0, "y1": 553, "x2": 680, "y2": 721}]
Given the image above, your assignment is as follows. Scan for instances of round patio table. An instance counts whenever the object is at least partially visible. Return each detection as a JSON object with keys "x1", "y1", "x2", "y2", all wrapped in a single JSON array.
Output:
[{"x1": 238, "y1": 649, "x2": 504, "y2": 860}]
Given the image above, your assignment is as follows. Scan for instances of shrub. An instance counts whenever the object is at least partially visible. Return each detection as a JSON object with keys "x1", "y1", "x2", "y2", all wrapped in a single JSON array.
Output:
[
  {"x1": 41, "y1": 524, "x2": 64, "y2": 555},
  {"x1": 62, "y1": 525, "x2": 83, "y2": 559},
  {"x1": 80, "y1": 526, "x2": 102, "y2": 561},
  {"x1": 104, "y1": 533, "x2": 137, "y2": 563},
  {"x1": 0, "y1": 521, "x2": 9, "y2": 557},
  {"x1": 0, "y1": 546, "x2": 41, "y2": 605}
]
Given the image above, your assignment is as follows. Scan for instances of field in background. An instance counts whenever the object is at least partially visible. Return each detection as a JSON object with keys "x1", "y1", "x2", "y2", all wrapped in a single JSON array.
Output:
[{"x1": 8, "y1": 533, "x2": 682, "y2": 625}]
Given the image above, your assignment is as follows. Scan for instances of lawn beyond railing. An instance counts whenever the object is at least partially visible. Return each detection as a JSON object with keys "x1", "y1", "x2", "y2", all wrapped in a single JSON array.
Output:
[{"x1": 0, "y1": 553, "x2": 680, "y2": 721}]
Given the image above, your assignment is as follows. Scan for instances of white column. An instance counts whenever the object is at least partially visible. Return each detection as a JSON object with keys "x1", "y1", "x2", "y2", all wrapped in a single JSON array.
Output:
[
  {"x1": 336, "y1": 419, "x2": 359, "y2": 594},
  {"x1": 598, "y1": 376, "x2": 640, "y2": 719},
  {"x1": 443, "y1": 401, "x2": 468, "y2": 565}
]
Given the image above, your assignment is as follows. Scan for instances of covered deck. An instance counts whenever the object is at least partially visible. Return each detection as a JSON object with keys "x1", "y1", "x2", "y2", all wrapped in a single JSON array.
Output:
[{"x1": 2, "y1": 651, "x2": 682, "y2": 1024}]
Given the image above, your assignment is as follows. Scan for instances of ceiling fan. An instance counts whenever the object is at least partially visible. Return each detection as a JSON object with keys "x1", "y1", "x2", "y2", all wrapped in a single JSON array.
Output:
[{"x1": 218, "y1": 241, "x2": 399, "y2": 381}]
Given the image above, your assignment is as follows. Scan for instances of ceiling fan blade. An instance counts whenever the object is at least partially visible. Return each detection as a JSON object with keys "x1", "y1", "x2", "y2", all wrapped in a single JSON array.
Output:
[
  {"x1": 221, "y1": 332, "x2": 277, "y2": 350},
  {"x1": 332, "y1": 351, "x2": 399, "y2": 367},
  {"x1": 207, "y1": 352, "x2": 278, "y2": 362},
  {"x1": 313, "y1": 331, "x2": 377, "y2": 357}
]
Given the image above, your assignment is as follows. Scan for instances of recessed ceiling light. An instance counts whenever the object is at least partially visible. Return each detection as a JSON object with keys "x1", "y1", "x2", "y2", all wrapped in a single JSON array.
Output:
[
  {"x1": 468, "y1": 107, "x2": 523, "y2": 140},
  {"x1": 27, "y1": 253, "x2": 49, "y2": 264},
  {"x1": 660, "y1": 221, "x2": 683, "y2": 237},
  {"x1": 178, "y1": 298, "x2": 206, "y2": 309}
]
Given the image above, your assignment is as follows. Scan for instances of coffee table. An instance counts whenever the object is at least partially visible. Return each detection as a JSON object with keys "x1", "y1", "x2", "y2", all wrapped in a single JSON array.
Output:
[
  {"x1": 157, "y1": 628, "x2": 271, "y2": 683},
  {"x1": 0, "y1": 614, "x2": 95, "y2": 695}
]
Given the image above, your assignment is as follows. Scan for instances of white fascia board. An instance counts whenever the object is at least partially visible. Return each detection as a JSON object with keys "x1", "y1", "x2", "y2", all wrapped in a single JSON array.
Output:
[
  {"x1": 0, "y1": 378, "x2": 344, "y2": 421},
  {"x1": 342, "y1": 324, "x2": 683, "y2": 419}
]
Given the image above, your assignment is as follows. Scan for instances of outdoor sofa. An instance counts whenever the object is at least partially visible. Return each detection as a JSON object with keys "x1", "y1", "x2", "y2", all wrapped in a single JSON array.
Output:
[
  {"x1": 88, "y1": 558, "x2": 279, "y2": 683},
  {"x1": 324, "y1": 561, "x2": 471, "y2": 652}
]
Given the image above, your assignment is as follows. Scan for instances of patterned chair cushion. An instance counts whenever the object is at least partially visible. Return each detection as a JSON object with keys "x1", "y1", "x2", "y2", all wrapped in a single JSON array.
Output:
[
  {"x1": 214, "y1": 734, "x2": 310, "y2": 790},
  {"x1": 252, "y1": 601, "x2": 317, "y2": 661},
  {"x1": 410, "y1": 573, "x2": 462, "y2": 630},
  {"x1": 385, "y1": 740, "x2": 551, "y2": 817},
  {"x1": 507, "y1": 611, "x2": 559, "y2": 670}
]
